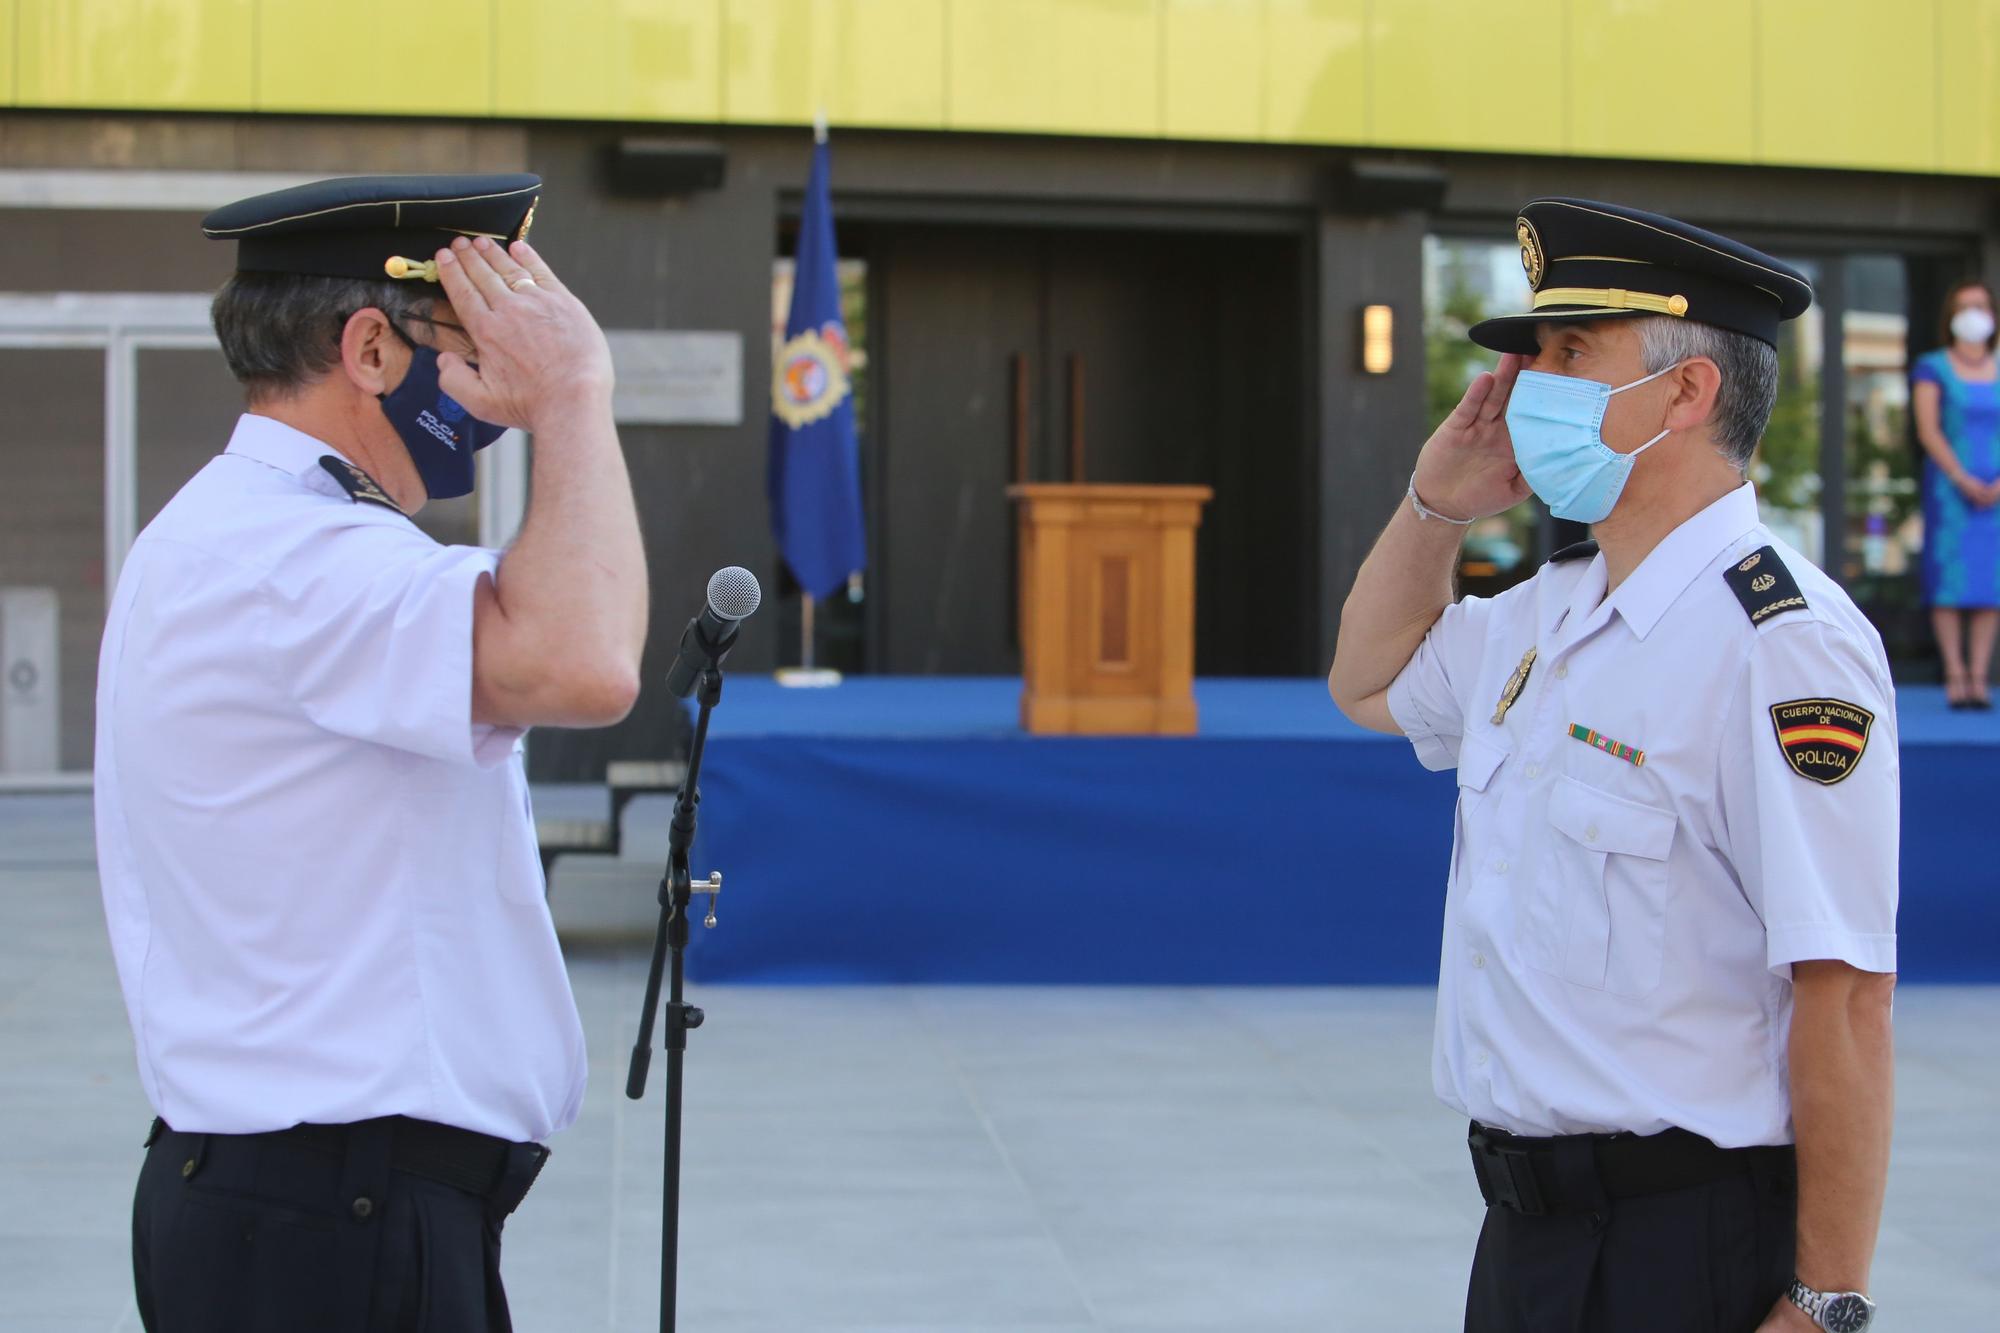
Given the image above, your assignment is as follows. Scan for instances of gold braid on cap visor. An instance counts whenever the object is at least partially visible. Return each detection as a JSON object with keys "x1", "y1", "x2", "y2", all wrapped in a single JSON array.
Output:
[{"x1": 1532, "y1": 287, "x2": 1689, "y2": 317}]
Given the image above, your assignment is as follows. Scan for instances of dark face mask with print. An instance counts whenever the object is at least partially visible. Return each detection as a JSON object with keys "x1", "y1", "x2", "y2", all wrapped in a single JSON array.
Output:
[{"x1": 377, "y1": 321, "x2": 507, "y2": 500}]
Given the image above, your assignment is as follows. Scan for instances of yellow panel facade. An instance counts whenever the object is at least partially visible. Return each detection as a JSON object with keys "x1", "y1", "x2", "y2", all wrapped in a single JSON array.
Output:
[
  {"x1": 258, "y1": 0, "x2": 489, "y2": 117},
  {"x1": 16, "y1": 0, "x2": 252, "y2": 110},
  {"x1": 493, "y1": 0, "x2": 720, "y2": 122},
  {"x1": 1367, "y1": 0, "x2": 1562, "y2": 154},
  {"x1": 1757, "y1": 0, "x2": 1937, "y2": 172},
  {"x1": 723, "y1": 0, "x2": 944, "y2": 129},
  {"x1": 0, "y1": 0, "x2": 15, "y2": 104},
  {"x1": 1262, "y1": 0, "x2": 1366, "y2": 146},
  {"x1": 1567, "y1": 0, "x2": 1755, "y2": 165},
  {"x1": 2, "y1": 0, "x2": 1990, "y2": 179},
  {"x1": 947, "y1": 0, "x2": 1160, "y2": 137},
  {"x1": 1938, "y1": 0, "x2": 2000, "y2": 175},
  {"x1": 1161, "y1": 0, "x2": 1262, "y2": 141}
]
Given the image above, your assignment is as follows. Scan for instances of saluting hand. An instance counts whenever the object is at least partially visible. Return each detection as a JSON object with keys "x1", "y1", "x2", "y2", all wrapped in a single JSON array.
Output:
[
  {"x1": 1409, "y1": 352, "x2": 1534, "y2": 523},
  {"x1": 430, "y1": 235, "x2": 615, "y2": 435}
]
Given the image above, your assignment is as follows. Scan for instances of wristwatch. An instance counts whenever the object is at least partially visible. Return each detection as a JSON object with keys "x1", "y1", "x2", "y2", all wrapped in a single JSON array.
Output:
[{"x1": 1788, "y1": 1279, "x2": 1875, "y2": 1331}]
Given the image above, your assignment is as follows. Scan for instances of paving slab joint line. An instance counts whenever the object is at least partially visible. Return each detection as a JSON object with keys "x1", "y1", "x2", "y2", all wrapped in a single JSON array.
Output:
[{"x1": 907, "y1": 990, "x2": 1108, "y2": 1330}]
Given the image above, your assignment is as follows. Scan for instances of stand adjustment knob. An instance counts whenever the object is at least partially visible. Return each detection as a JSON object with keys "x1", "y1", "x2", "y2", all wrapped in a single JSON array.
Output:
[
  {"x1": 685, "y1": 1006, "x2": 705, "y2": 1030},
  {"x1": 694, "y1": 871, "x2": 722, "y2": 927}
]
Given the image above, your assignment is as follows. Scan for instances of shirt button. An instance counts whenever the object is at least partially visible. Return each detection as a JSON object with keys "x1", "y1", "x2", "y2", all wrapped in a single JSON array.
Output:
[
  {"x1": 1554, "y1": 663, "x2": 1568, "y2": 680},
  {"x1": 1585, "y1": 825, "x2": 1600, "y2": 843},
  {"x1": 1522, "y1": 764, "x2": 1540, "y2": 779},
  {"x1": 352, "y1": 1196, "x2": 375, "y2": 1221},
  {"x1": 1472, "y1": 952, "x2": 1487, "y2": 969},
  {"x1": 1493, "y1": 860, "x2": 1509, "y2": 875},
  {"x1": 1475, "y1": 1050, "x2": 1490, "y2": 1067}
]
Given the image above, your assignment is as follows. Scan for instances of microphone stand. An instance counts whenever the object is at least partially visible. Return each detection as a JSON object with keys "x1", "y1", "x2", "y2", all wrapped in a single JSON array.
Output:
[{"x1": 626, "y1": 664, "x2": 726, "y2": 1333}]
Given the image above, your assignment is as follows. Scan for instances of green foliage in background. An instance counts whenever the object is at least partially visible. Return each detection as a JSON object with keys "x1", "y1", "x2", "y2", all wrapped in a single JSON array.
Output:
[
  {"x1": 1427, "y1": 267, "x2": 1497, "y2": 431},
  {"x1": 1756, "y1": 348, "x2": 1820, "y2": 513}
]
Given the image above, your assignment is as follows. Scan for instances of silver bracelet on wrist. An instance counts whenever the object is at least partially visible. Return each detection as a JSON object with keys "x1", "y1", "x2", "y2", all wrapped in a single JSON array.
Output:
[{"x1": 1407, "y1": 471, "x2": 1475, "y2": 526}]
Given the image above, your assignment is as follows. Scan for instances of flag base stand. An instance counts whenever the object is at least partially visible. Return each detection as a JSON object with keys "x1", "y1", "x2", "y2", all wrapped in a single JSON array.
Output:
[
  {"x1": 779, "y1": 592, "x2": 844, "y2": 689},
  {"x1": 774, "y1": 666, "x2": 843, "y2": 688}
]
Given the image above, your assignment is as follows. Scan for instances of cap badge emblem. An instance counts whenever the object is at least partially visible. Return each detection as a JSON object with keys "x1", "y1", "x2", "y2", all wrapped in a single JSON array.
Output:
[{"x1": 1517, "y1": 217, "x2": 1545, "y2": 289}]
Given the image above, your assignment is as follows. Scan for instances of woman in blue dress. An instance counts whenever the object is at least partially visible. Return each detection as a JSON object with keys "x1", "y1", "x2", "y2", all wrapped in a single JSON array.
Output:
[{"x1": 1914, "y1": 280, "x2": 2000, "y2": 708}]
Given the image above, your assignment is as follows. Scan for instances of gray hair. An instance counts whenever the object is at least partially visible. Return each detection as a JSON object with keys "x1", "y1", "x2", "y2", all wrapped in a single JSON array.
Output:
[
  {"x1": 1633, "y1": 315, "x2": 1780, "y2": 470},
  {"x1": 211, "y1": 272, "x2": 438, "y2": 401}
]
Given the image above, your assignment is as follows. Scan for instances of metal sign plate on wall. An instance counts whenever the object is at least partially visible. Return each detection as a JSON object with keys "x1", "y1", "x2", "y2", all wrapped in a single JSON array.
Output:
[{"x1": 605, "y1": 331, "x2": 743, "y2": 426}]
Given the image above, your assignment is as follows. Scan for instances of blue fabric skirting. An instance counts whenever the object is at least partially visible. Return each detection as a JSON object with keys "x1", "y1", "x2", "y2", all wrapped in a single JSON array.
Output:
[{"x1": 683, "y1": 679, "x2": 1998, "y2": 984}]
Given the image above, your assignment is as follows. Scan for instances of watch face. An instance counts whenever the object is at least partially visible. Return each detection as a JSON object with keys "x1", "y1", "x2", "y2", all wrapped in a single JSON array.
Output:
[{"x1": 1823, "y1": 1294, "x2": 1872, "y2": 1332}]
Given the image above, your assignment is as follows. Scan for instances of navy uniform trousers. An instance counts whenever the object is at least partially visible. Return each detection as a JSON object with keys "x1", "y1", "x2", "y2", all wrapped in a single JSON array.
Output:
[
  {"x1": 1464, "y1": 1131, "x2": 1798, "y2": 1333},
  {"x1": 134, "y1": 1118, "x2": 543, "y2": 1333}
]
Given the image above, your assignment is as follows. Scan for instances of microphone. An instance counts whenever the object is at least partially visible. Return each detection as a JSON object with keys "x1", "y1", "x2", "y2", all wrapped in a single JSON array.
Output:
[{"x1": 664, "y1": 567, "x2": 761, "y2": 697}]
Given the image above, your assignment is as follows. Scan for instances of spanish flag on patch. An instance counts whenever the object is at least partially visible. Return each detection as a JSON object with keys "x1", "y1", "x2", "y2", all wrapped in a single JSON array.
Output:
[{"x1": 1769, "y1": 697, "x2": 1874, "y2": 786}]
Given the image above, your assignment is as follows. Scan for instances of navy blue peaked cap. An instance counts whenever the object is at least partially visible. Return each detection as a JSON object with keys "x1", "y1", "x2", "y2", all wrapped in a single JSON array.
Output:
[
  {"x1": 202, "y1": 173, "x2": 542, "y2": 284},
  {"x1": 1469, "y1": 197, "x2": 1814, "y2": 354}
]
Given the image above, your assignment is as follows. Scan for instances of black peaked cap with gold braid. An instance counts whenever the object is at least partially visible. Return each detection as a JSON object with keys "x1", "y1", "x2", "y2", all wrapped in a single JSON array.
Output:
[
  {"x1": 1468, "y1": 197, "x2": 1814, "y2": 354},
  {"x1": 202, "y1": 173, "x2": 541, "y2": 285}
]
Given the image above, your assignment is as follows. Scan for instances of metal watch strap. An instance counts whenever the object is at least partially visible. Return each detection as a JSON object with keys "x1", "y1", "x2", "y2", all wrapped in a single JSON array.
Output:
[
  {"x1": 1407, "y1": 471, "x2": 1474, "y2": 526},
  {"x1": 1788, "y1": 1279, "x2": 1875, "y2": 1331}
]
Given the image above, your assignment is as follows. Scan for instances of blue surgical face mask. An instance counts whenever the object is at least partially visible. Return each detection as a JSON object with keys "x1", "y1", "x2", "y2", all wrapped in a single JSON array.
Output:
[
  {"x1": 378, "y1": 323, "x2": 506, "y2": 501},
  {"x1": 1503, "y1": 362, "x2": 1681, "y2": 524}
]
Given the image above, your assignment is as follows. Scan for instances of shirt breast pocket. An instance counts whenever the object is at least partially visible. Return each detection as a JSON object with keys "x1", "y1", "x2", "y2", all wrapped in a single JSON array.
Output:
[
  {"x1": 1530, "y1": 776, "x2": 1677, "y2": 997},
  {"x1": 1450, "y1": 732, "x2": 1510, "y2": 885},
  {"x1": 1456, "y1": 732, "x2": 1509, "y2": 798}
]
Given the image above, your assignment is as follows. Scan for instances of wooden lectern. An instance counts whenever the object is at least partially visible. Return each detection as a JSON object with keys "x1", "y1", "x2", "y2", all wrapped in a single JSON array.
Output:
[{"x1": 1006, "y1": 484, "x2": 1212, "y2": 735}]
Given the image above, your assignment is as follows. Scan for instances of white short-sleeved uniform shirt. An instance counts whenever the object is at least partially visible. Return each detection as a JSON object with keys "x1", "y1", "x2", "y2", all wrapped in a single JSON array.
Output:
[
  {"x1": 94, "y1": 413, "x2": 586, "y2": 1143},
  {"x1": 1387, "y1": 483, "x2": 1898, "y2": 1149}
]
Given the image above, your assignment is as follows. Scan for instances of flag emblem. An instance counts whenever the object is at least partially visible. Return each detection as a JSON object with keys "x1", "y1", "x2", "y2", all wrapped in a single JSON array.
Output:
[
  {"x1": 773, "y1": 325, "x2": 851, "y2": 429},
  {"x1": 1769, "y1": 697, "x2": 1874, "y2": 785}
]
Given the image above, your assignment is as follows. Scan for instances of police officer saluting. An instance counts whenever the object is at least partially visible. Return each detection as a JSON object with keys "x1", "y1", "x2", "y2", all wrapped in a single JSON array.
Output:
[
  {"x1": 96, "y1": 175, "x2": 647, "y2": 1330},
  {"x1": 1330, "y1": 200, "x2": 1896, "y2": 1332}
]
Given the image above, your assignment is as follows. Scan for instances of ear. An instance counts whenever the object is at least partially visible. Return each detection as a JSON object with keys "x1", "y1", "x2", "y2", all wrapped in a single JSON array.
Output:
[
  {"x1": 339, "y1": 308, "x2": 403, "y2": 397},
  {"x1": 1661, "y1": 356, "x2": 1722, "y2": 435}
]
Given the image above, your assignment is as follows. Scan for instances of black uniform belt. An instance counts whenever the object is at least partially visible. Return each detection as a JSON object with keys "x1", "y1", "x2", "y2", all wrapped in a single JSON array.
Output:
[
  {"x1": 1467, "y1": 1121, "x2": 1794, "y2": 1217},
  {"x1": 148, "y1": 1114, "x2": 549, "y2": 1217}
]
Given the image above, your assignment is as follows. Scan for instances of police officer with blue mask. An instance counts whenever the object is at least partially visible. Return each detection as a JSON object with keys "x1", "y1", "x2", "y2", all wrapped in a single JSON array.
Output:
[
  {"x1": 1329, "y1": 200, "x2": 1896, "y2": 1333},
  {"x1": 99, "y1": 175, "x2": 649, "y2": 1331}
]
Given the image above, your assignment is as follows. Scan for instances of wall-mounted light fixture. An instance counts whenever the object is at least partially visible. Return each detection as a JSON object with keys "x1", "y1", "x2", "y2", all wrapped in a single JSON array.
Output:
[{"x1": 1360, "y1": 304, "x2": 1394, "y2": 375}]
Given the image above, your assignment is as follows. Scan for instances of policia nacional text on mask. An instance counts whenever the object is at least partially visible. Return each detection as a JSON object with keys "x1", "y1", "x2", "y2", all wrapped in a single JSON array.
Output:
[{"x1": 1329, "y1": 200, "x2": 1896, "y2": 1333}]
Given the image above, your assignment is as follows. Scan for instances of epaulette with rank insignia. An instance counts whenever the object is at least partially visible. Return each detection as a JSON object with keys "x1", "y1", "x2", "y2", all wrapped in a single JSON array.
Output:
[
  {"x1": 1723, "y1": 545, "x2": 1807, "y2": 626},
  {"x1": 1549, "y1": 539, "x2": 1599, "y2": 564},
  {"x1": 319, "y1": 456, "x2": 405, "y2": 516}
]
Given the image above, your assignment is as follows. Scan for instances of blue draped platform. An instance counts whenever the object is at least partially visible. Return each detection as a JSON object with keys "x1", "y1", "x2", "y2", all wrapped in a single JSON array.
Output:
[{"x1": 686, "y1": 678, "x2": 1998, "y2": 984}]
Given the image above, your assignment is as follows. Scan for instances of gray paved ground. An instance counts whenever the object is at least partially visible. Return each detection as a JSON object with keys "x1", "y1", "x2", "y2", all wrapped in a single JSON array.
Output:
[{"x1": 3, "y1": 792, "x2": 1995, "y2": 1331}]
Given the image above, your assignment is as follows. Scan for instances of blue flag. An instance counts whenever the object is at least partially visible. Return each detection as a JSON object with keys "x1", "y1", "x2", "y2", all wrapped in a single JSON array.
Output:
[{"x1": 768, "y1": 136, "x2": 867, "y2": 599}]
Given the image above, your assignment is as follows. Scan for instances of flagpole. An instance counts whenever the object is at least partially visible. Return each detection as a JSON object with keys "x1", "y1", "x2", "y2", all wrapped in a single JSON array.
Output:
[{"x1": 801, "y1": 593, "x2": 816, "y2": 671}]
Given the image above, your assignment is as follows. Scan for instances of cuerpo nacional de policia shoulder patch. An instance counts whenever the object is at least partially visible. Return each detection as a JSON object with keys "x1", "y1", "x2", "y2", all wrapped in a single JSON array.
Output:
[
  {"x1": 319, "y1": 456, "x2": 405, "y2": 515},
  {"x1": 1770, "y1": 698, "x2": 1875, "y2": 785},
  {"x1": 1724, "y1": 545, "x2": 1808, "y2": 626}
]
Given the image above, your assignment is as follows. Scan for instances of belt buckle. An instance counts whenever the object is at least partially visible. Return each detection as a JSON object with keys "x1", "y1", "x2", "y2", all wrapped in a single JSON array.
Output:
[{"x1": 1470, "y1": 1129, "x2": 1549, "y2": 1217}]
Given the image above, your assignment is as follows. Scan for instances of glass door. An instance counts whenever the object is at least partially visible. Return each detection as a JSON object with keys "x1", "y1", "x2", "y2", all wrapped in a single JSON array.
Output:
[
  {"x1": 1837, "y1": 255, "x2": 1925, "y2": 660},
  {"x1": 0, "y1": 346, "x2": 107, "y2": 776}
]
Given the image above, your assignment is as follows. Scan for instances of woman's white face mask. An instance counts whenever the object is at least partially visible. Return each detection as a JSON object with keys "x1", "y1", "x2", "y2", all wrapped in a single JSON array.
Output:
[{"x1": 1951, "y1": 306, "x2": 1996, "y2": 346}]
